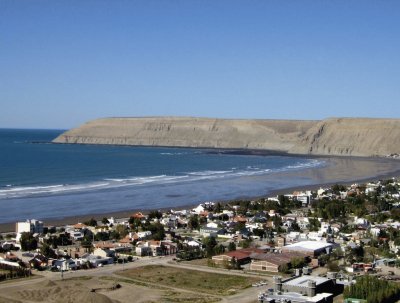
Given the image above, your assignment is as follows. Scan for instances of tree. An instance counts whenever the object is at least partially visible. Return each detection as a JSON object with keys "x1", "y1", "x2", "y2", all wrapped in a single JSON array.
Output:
[
  {"x1": 114, "y1": 224, "x2": 129, "y2": 239},
  {"x1": 148, "y1": 210, "x2": 162, "y2": 220},
  {"x1": 188, "y1": 215, "x2": 200, "y2": 230},
  {"x1": 230, "y1": 256, "x2": 240, "y2": 270},
  {"x1": 147, "y1": 223, "x2": 165, "y2": 241},
  {"x1": 19, "y1": 232, "x2": 38, "y2": 251},
  {"x1": 331, "y1": 184, "x2": 347, "y2": 194},
  {"x1": 84, "y1": 218, "x2": 97, "y2": 227},
  {"x1": 343, "y1": 275, "x2": 400, "y2": 303},
  {"x1": 203, "y1": 236, "x2": 217, "y2": 258},
  {"x1": 228, "y1": 242, "x2": 236, "y2": 251},
  {"x1": 215, "y1": 244, "x2": 225, "y2": 255},
  {"x1": 214, "y1": 202, "x2": 222, "y2": 213},
  {"x1": 327, "y1": 260, "x2": 340, "y2": 272},
  {"x1": 40, "y1": 243, "x2": 57, "y2": 258},
  {"x1": 253, "y1": 228, "x2": 266, "y2": 239},
  {"x1": 102, "y1": 217, "x2": 109, "y2": 225},
  {"x1": 291, "y1": 222, "x2": 300, "y2": 231},
  {"x1": 94, "y1": 231, "x2": 110, "y2": 241},
  {"x1": 239, "y1": 239, "x2": 251, "y2": 248},
  {"x1": 290, "y1": 257, "x2": 306, "y2": 269}
]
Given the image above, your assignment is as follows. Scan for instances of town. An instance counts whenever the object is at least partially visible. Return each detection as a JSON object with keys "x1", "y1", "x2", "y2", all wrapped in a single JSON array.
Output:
[{"x1": 2, "y1": 178, "x2": 400, "y2": 303}]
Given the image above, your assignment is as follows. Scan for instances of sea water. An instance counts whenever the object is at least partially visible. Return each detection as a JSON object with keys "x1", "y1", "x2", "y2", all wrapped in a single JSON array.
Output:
[{"x1": 0, "y1": 129, "x2": 324, "y2": 223}]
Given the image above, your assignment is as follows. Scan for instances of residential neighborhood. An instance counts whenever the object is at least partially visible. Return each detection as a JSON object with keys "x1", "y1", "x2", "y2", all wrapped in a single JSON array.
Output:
[{"x1": 2, "y1": 177, "x2": 400, "y2": 302}]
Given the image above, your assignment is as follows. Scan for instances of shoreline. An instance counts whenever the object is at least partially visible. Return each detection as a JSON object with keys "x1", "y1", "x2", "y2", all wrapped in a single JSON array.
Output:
[{"x1": 1, "y1": 156, "x2": 399, "y2": 233}]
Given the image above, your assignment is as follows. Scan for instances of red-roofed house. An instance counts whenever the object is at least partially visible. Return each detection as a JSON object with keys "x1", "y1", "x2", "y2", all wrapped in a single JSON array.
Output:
[{"x1": 131, "y1": 212, "x2": 146, "y2": 219}]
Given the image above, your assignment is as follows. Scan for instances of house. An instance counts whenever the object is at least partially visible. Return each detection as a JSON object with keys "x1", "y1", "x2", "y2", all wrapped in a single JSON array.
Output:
[
  {"x1": 135, "y1": 240, "x2": 177, "y2": 256},
  {"x1": 185, "y1": 240, "x2": 202, "y2": 247},
  {"x1": 81, "y1": 253, "x2": 113, "y2": 267},
  {"x1": 233, "y1": 215, "x2": 247, "y2": 223},
  {"x1": 136, "y1": 245, "x2": 152, "y2": 256},
  {"x1": 0, "y1": 241, "x2": 16, "y2": 251},
  {"x1": 0, "y1": 252, "x2": 19, "y2": 262},
  {"x1": 72, "y1": 222, "x2": 87, "y2": 230},
  {"x1": 206, "y1": 222, "x2": 219, "y2": 229},
  {"x1": 93, "y1": 248, "x2": 115, "y2": 258},
  {"x1": 131, "y1": 212, "x2": 146, "y2": 220},
  {"x1": 70, "y1": 231, "x2": 84, "y2": 241},
  {"x1": 199, "y1": 226, "x2": 226, "y2": 237},
  {"x1": 293, "y1": 191, "x2": 312, "y2": 207},
  {"x1": 52, "y1": 258, "x2": 77, "y2": 271},
  {"x1": 29, "y1": 254, "x2": 49, "y2": 269},
  {"x1": 275, "y1": 236, "x2": 286, "y2": 247},
  {"x1": 192, "y1": 204, "x2": 205, "y2": 214},
  {"x1": 161, "y1": 215, "x2": 179, "y2": 229}
]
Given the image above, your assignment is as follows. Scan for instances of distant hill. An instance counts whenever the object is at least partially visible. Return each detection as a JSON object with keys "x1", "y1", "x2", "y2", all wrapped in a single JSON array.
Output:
[{"x1": 53, "y1": 117, "x2": 400, "y2": 157}]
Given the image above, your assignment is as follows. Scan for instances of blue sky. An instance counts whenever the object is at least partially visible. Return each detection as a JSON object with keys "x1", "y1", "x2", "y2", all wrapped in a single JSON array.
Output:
[{"x1": 1, "y1": 1, "x2": 399, "y2": 129}]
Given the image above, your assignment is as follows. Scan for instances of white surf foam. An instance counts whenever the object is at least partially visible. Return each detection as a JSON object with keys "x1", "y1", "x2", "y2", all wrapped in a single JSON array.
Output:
[{"x1": 0, "y1": 159, "x2": 325, "y2": 199}]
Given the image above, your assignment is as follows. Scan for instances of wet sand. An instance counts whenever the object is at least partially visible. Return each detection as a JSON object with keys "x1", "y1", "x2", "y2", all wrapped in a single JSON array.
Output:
[{"x1": 1, "y1": 156, "x2": 399, "y2": 233}]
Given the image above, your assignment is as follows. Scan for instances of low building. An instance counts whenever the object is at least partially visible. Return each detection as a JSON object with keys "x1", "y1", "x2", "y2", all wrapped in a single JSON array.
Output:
[
  {"x1": 258, "y1": 275, "x2": 337, "y2": 303},
  {"x1": 81, "y1": 253, "x2": 113, "y2": 267},
  {"x1": 199, "y1": 226, "x2": 226, "y2": 237},
  {"x1": 250, "y1": 252, "x2": 302, "y2": 273},
  {"x1": 212, "y1": 250, "x2": 251, "y2": 266},
  {"x1": 212, "y1": 248, "x2": 264, "y2": 267},
  {"x1": 282, "y1": 241, "x2": 333, "y2": 257}
]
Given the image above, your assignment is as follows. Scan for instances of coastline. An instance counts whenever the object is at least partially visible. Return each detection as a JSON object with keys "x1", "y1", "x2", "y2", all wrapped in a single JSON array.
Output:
[{"x1": 1, "y1": 156, "x2": 399, "y2": 233}]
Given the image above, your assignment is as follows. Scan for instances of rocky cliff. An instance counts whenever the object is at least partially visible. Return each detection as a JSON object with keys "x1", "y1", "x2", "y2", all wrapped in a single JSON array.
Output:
[{"x1": 53, "y1": 117, "x2": 400, "y2": 157}]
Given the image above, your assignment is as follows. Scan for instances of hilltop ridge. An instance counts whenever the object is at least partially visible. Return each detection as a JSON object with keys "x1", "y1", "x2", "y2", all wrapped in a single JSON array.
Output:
[{"x1": 53, "y1": 117, "x2": 400, "y2": 157}]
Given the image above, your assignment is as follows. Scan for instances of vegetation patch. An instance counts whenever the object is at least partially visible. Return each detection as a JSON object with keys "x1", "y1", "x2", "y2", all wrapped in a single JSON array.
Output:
[
  {"x1": 343, "y1": 275, "x2": 400, "y2": 303},
  {"x1": 117, "y1": 265, "x2": 259, "y2": 295}
]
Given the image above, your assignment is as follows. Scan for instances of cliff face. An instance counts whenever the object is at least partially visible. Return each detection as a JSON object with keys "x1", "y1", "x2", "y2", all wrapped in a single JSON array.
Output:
[
  {"x1": 53, "y1": 117, "x2": 400, "y2": 157},
  {"x1": 288, "y1": 118, "x2": 400, "y2": 157}
]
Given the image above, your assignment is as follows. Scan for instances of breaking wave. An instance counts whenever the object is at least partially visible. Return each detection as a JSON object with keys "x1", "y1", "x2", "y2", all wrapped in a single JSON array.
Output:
[{"x1": 0, "y1": 159, "x2": 324, "y2": 199}]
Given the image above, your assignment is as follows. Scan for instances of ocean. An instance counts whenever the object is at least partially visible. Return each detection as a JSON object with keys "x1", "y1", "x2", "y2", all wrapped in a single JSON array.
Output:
[{"x1": 0, "y1": 129, "x2": 327, "y2": 223}]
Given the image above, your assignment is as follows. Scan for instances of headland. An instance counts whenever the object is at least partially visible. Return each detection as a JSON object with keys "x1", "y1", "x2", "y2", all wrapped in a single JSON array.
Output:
[{"x1": 53, "y1": 116, "x2": 400, "y2": 157}]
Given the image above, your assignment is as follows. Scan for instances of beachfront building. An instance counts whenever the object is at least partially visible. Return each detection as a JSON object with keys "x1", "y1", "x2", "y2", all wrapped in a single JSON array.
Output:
[{"x1": 15, "y1": 219, "x2": 44, "y2": 242}]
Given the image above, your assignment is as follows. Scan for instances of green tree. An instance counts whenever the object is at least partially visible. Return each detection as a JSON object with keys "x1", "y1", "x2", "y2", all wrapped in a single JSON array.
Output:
[
  {"x1": 114, "y1": 224, "x2": 129, "y2": 239},
  {"x1": 343, "y1": 275, "x2": 400, "y2": 303},
  {"x1": 84, "y1": 218, "x2": 98, "y2": 227},
  {"x1": 188, "y1": 215, "x2": 200, "y2": 230},
  {"x1": 228, "y1": 242, "x2": 236, "y2": 251},
  {"x1": 19, "y1": 232, "x2": 38, "y2": 251},
  {"x1": 327, "y1": 260, "x2": 340, "y2": 272},
  {"x1": 203, "y1": 236, "x2": 217, "y2": 258},
  {"x1": 148, "y1": 210, "x2": 162, "y2": 220},
  {"x1": 239, "y1": 239, "x2": 251, "y2": 248},
  {"x1": 147, "y1": 223, "x2": 165, "y2": 241},
  {"x1": 40, "y1": 243, "x2": 57, "y2": 258},
  {"x1": 102, "y1": 217, "x2": 109, "y2": 225},
  {"x1": 290, "y1": 257, "x2": 306, "y2": 269},
  {"x1": 214, "y1": 202, "x2": 222, "y2": 213}
]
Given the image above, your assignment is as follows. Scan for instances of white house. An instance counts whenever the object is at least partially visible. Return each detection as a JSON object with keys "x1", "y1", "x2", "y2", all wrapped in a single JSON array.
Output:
[{"x1": 192, "y1": 204, "x2": 205, "y2": 214}]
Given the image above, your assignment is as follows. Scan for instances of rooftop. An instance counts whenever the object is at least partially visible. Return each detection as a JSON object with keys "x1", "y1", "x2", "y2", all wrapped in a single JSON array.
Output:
[
  {"x1": 283, "y1": 241, "x2": 333, "y2": 251},
  {"x1": 284, "y1": 275, "x2": 330, "y2": 287}
]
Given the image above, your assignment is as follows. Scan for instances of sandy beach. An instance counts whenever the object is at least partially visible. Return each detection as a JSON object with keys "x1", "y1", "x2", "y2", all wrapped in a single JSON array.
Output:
[{"x1": 1, "y1": 156, "x2": 399, "y2": 233}]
